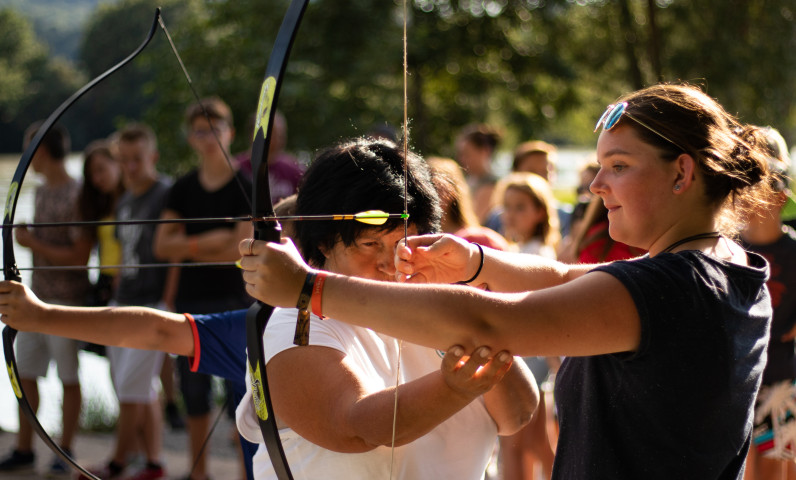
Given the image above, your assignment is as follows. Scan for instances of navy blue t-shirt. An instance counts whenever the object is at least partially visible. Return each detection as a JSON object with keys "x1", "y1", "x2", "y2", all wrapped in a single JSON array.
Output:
[
  {"x1": 188, "y1": 309, "x2": 255, "y2": 480},
  {"x1": 553, "y1": 251, "x2": 771, "y2": 479}
]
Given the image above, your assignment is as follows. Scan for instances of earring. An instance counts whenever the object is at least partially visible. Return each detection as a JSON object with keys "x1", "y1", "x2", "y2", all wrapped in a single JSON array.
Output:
[{"x1": 674, "y1": 184, "x2": 681, "y2": 191}]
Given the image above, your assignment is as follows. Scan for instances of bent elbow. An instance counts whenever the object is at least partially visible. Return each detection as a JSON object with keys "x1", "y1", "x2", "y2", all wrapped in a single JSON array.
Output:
[{"x1": 499, "y1": 395, "x2": 539, "y2": 436}]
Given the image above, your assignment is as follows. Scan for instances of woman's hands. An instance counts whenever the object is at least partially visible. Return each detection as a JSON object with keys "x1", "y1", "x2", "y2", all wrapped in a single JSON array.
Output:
[
  {"x1": 239, "y1": 233, "x2": 485, "y2": 309},
  {"x1": 440, "y1": 345, "x2": 513, "y2": 400},
  {"x1": 238, "y1": 237, "x2": 312, "y2": 308},
  {"x1": 395, "y1": 234, "x2": 482, "y2": 285}
]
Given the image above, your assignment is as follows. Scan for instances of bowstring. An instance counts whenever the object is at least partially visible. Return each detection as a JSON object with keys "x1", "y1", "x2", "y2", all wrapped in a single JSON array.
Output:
[
  {"x1": 158, "y1": 14, "x2": 251, "y2": 479},
  {"x1": 389, "y1": 0, "x2": 410, "y2": 477},
  {"x1": 157, "y1": 14, "x2": 253, "y2": 212}
]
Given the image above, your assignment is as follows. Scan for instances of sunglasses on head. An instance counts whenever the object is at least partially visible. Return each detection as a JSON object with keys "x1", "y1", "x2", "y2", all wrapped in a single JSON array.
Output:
[{"x1": 594, "y1": 102, "x2": 686, "y2": 152}]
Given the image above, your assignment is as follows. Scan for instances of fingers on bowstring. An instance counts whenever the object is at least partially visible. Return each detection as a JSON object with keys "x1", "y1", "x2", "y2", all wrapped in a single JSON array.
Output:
[
  {"x1": 396, "y1": 241, "x2": 412, "y2": 262},
  {"x1": 394, "y1": 255, "x2": 415, "y2": 279}
]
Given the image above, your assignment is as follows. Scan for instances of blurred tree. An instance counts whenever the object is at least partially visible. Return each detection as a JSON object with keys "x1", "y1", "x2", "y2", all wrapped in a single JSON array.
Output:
[
  {"x1": 76, "y1": 0, "x2": 196, "y2": 162},
  {"x1": 3, "y1": 0, "x2": 100, "y2": 60},
  {"x1": 143, "y1": 0, "x2": 406, "y2": 173},
  {"x1": 4, "y1": 0, "x2": 795, "y2": 166},
  {"x1": 0, "y1": 8, "x2": 85, "y2": 152}
]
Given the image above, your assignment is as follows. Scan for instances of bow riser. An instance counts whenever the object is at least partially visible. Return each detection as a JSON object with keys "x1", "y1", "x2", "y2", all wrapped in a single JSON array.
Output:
[{"x1": 244, "y1": 1, "x2": 309, "y2": 479}]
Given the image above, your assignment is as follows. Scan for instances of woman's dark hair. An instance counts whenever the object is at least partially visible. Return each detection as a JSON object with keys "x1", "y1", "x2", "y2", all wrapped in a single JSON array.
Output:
[
  {"x1": 78, "y1": 140, "x2": 123, "y2": 226},
  {"x1": 295, "y1": 137, "x2": 441, "y2": 268},
  {"x1": 616, "y1": 83, "x2": 774, "y2": 232}
]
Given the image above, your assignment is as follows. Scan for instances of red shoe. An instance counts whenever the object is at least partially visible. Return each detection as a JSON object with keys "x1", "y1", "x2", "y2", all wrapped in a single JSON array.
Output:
[{"x1": 123, "y1": 466, "x2": 165, "y2": 480}]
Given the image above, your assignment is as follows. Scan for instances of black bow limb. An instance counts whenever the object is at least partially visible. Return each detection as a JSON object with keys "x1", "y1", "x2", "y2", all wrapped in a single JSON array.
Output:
[
  {"x1": 244, "y1": 1, "x2": 309, "y2": 480},
  {"x1": 2, "y1": 9, "x2": 162, "y2": 480}
]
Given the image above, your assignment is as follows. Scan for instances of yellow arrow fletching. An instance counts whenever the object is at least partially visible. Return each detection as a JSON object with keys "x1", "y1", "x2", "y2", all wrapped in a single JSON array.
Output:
[{"x1": 352, "y1": 210, "x2": 409, "y2": 225}]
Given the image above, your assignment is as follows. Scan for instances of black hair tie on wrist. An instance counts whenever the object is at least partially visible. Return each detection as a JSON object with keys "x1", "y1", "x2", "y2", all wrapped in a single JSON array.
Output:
[{"x1": 457, "y1": 242, "x2": 484, "y2": 285}]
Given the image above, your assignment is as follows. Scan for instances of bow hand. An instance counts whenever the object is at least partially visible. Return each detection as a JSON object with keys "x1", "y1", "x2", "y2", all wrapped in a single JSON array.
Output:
[
  {"x1": 0, "y1": 280, "x2": 48, "y2": 330},
  {"x1": 239, "y1": 237, "x2": 309, "y2": 309}
]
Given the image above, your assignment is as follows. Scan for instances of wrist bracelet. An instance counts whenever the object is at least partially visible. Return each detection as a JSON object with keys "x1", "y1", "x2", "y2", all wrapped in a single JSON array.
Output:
[
  {"x1": 311, "y1": 272, "x2": 328, "y2": 318},
  {"x1": 457, "y1": 242, "x2": 484, "y2": 284},
  {"x1": 294, "y1": 272, "x2": 317, "y2": 346}
]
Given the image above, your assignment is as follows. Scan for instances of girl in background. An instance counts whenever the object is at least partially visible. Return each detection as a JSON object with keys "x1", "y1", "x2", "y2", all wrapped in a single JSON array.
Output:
[
  {"x1": 78, "y1": 140, "x2": 123, "y2": 306},
  {"x1": 741, "y1": 126, "x2": 796, "y2": 480},
  {"x1": 496, "y1": 172, "x2": 560, "y2": 259}
]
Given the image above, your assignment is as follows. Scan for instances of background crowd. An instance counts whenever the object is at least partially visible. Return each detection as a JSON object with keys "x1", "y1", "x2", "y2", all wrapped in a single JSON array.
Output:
[{"x1": 1, "y1": 89, "x2": 794, "y2": 480}]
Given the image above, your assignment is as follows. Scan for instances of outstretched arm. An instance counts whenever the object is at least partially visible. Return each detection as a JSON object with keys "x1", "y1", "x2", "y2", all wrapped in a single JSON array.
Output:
[
  {"x1": 396, "y1": 234, "x2": 598, "y2": 292},
  {"x1": 240, "y1": 238, "x2": 641, "y2": 358},
  {"x1": 0, "y1": 280, "x2": 193, "y2": 356}
]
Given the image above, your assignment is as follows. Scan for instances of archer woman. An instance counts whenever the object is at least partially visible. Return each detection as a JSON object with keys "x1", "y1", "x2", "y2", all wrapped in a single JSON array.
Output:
[{"x1": 239, "y1": 83, "x2": 776, "y2": 479}]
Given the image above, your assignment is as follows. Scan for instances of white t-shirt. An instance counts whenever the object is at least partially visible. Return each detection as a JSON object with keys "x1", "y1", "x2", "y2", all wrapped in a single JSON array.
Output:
[{"x1": 236, "y1": 308, "x2": 498, "y2": 479}]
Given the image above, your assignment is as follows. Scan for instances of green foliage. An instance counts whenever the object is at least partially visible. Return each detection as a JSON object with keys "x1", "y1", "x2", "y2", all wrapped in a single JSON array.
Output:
[
  {"x1": 75, "y1": 0, "x2": 195, "y2": 168},
  {"x1": 1, "y1": 0, "x2": 106, "y2": 59},
  {"x1": 144, "y1": 0, "x2": 408, "y2": 173},
  {"x1": 1, "y1": 0, "x2": 795, "y2": 171},
  {"x1": 0, "y1": 8, "x2": 86, "y2": 152}
]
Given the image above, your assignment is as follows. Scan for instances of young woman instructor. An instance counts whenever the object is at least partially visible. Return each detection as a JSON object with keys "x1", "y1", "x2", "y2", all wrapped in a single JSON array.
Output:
[{"x1": 242, "y1": 84, "x2": 776, "y2": 479}]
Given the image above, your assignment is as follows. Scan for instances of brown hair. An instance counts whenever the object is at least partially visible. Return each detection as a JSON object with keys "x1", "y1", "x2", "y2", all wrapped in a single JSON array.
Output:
[
  {"x1": 512, "y1": 140, "x2": 557, "y2": 172},
  {"x1": 457, "y1": 124, "x2": 502, "y2": 152},
  {"x1": 494, "y1": 172, "x2": 560, "y2": 249},
  {"x1": 23, "y1": 121, "x2": 70, "y2": 161},
  {"x1": 614, "y1": 83, "x2": 774, "y2": 233},
  {"x1": 78, "y1": 140, "x2": 123, "y2": 224},
  {"x1": 184, "y1": 96, "x2": 233, "y2": 128},
  {"x1": 118, "y1": 123, "x2": 158, "y2": 152},
  {"x1": 428, "y1": 157, "x2": 481, "y2": 230}
]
